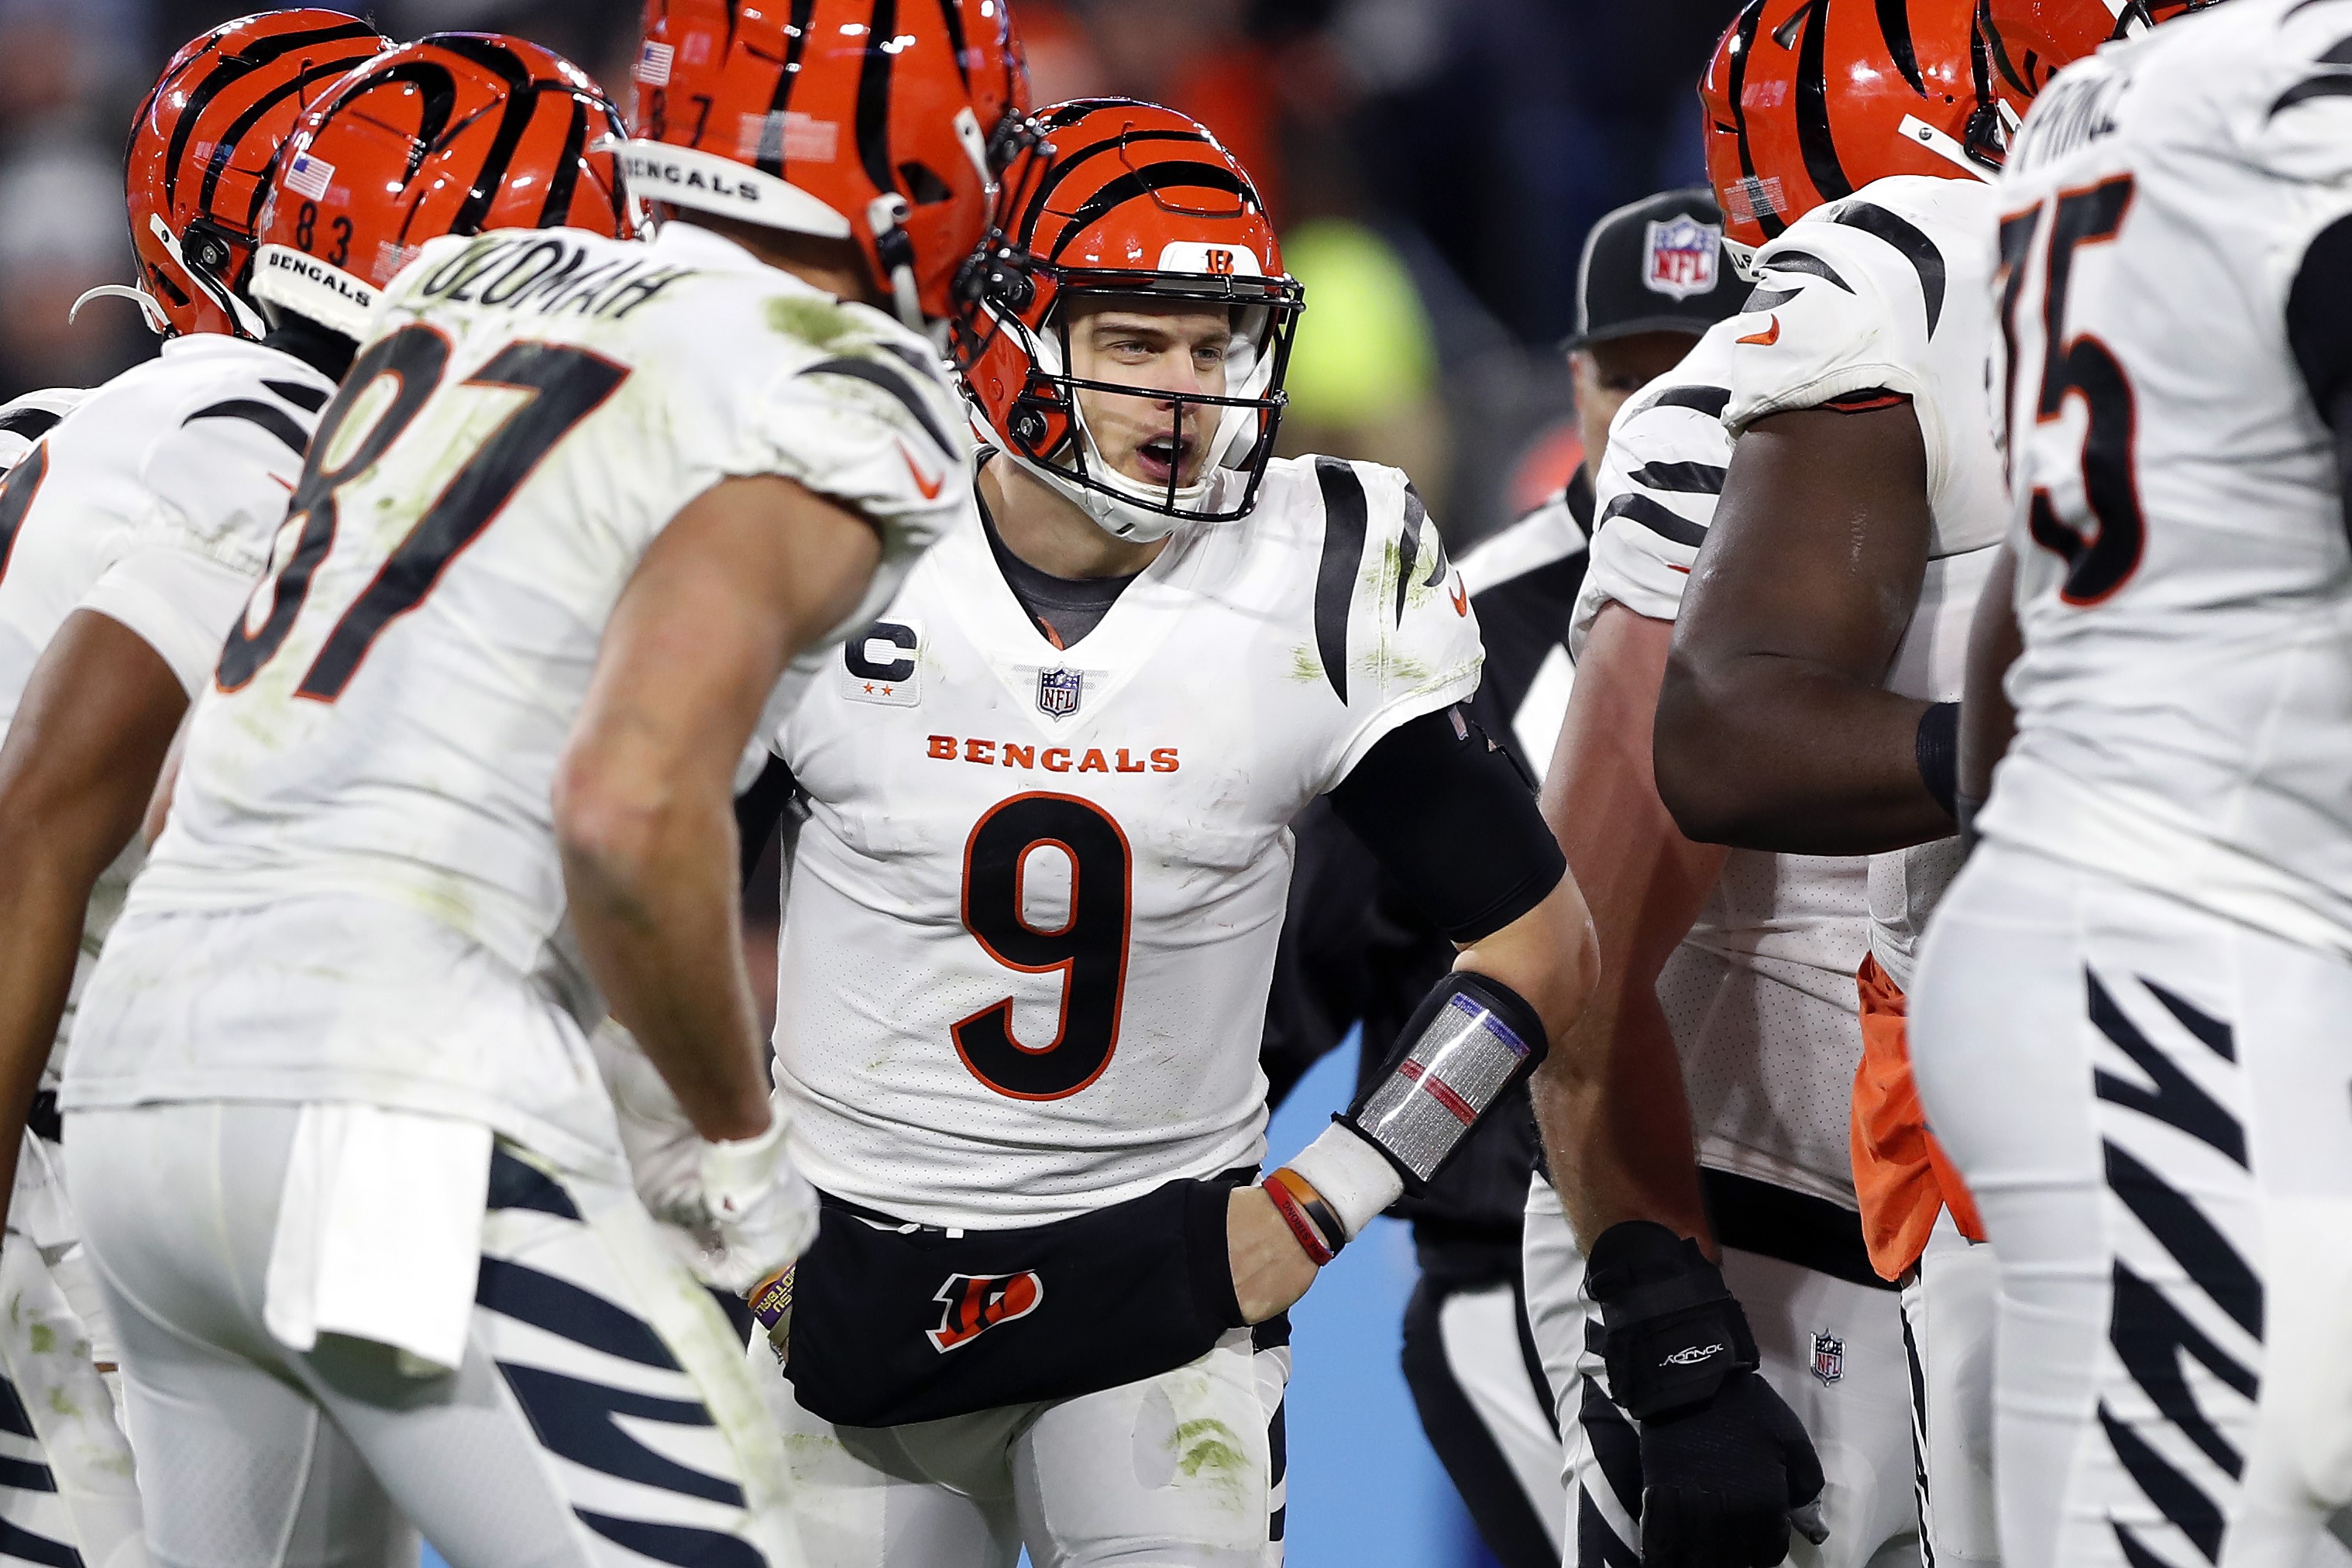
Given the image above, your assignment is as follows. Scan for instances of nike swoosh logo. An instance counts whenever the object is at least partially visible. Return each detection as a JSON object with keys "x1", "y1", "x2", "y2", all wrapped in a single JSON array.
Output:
[
  {"x1": 899, "y1": 442, "x2": 944, "y2": 501},
  {"x1": 1449, "y1": 576, "x2": 1469, "y2": 617},
  {"x1": 1737, "y1": 315, "x2": 1781, "y2": 346}
]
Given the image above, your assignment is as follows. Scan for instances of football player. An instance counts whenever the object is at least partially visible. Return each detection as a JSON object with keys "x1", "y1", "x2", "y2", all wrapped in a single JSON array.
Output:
[
  {"x1": 739, "y1": 98, "x2": 1597, "y2": 1566},
  {"x1": 1528, "y1": 2, "x2": 2089, "y2": 1563},
  {"x1": 49, "y1": 2, "x2": 1023, "y2": 1559},
  {"x1": 1257, "y1": 185, "x2": 1744, "y2": 1568},
  {"x1": 1908, "y1": 1, "x2": 2352, "y2": 1563},
  {"x1": 0, "y1": 16, "x2": 394, "y2": 1565}
]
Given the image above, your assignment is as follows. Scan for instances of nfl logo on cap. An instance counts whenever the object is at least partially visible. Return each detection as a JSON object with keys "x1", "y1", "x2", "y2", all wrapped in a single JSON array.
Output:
[
  {"x1": 1809, "y1": 1332, "x2": 1845, "y2": 1385},
  {"x1": 1645, "y1": 215, "x2": 1721, "y2": 301},
  {"x1": 1037, "y1": 668, "x2": 1084, "y2": 718}
]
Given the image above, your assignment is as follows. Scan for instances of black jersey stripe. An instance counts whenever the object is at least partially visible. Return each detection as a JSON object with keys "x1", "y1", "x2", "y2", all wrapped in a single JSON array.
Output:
[
  {"x1": 1627, "y1": 459, "x2": 1727, "y2": 494},
  {"x1": 854, "y1": 0, "x2": 902, "y2": 199},
  {"x1": 800, "y1": 358, "x2": 957, "y2": 458},
  {"x1": 0, "y1": 445, "x2": 51, "y2": 587},
  {"x1": 1836, "y1": 201, "x2": 1947, "y2": 332},
  {"x1": 1652, "y1": 384, "x2": 1732, "y2": 418},
  {"x1": 1794, "y1": 0, "x2": 1857, "y2": 205},
  {"x1": 1759, "y1": 247, "x2": 1853, "y2": 291},
  {"x1": 1312, "y1": 457, "x2": 1368, "y2": 703},
  {"x1": 1879, "y1": 0, "x2": 1926, "y2": 93},
  {"x1": 2271, "y1": 70, "x2": 2352, "y2": 117},
  {"x1": 1742, "y1": 285, "x2": 1803, "y2": 311},
  {"x1": 0, "y1": 406, "x2": 63, "y2": 442},
  {"x1": 263, "y1": 378, "x2": 328, "y2": 413},
  {"x1": 1600, "y1": 490, "x2": 1707, "y2": 548},
  {"x1": 185, "y1": 398, "x2": 310, "y2": 456},
  {"x1": 1394, "y1": 507, "x2": 1418, "y2": 628}
]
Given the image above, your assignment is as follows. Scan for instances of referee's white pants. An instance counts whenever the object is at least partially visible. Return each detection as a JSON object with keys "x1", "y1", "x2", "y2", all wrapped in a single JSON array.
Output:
[
  {"x1": 1522, "y1": 1177, "x2": 1920, "y2": 1568},
  {"x1": 1910, "y1": 843, "x2": 2352, "y2": 1568},
  {"x1": 64, "y1": 1101, "x2": 799, "y2": 1568}
]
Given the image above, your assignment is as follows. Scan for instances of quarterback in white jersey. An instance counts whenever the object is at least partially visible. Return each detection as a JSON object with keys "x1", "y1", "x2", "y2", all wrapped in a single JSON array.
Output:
[
  {"x1": 1912, "y1": 2, "x2": 2352, "y2": 1563},
  {"x1": 744, "y1": 99, "x2": 1598, "y2": 1568},
  {"x1": 53, "y1": 11, "x2": 1025, "y2": 1564}
]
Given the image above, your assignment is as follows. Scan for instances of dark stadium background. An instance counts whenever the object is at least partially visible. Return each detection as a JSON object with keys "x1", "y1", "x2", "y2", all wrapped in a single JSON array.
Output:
[{"x1": 23, "y1": 0, "x2": 1742, "y2": 1559}]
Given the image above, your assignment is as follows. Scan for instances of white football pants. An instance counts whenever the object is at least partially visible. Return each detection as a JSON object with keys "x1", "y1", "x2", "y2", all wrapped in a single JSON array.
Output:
[
  {"x1": 752, "y1": 1323, "x2": 1288, "y2": 1566},
  {"x1": 0, "y1": 1129, "x2": 147, "y2": 1568},
  {"x1": 64, "y1": 1102, "x2": 799, "y2": 1568},
  {"x1": 1522, "y1": 1176, "x2": 1923, "y2": 1568},
  {"x1": 1910, "y1": 844, "x2": 2352, "y2": 1568}
]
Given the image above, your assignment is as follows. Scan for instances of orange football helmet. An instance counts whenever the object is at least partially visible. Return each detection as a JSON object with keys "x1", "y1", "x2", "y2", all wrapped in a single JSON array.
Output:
[
  {"x1": 1979, "y1": 0, "x2": 2223, "y2": 95},
  {"x1": 249, "y1": 33, "x2": 634, "y2": 340},
  {"x1": 624, "y1": 0, "x2": 1030, "y2": 329},
  {"x1": 1701, "y1": 0, "x2": 2026, "y2": 267},
  {"x1": 117, "y1": 10, "x2": 391, "y2": 339},
  {"x1": 954, "y1": 98, "x2": 1304, "y2": 542}
]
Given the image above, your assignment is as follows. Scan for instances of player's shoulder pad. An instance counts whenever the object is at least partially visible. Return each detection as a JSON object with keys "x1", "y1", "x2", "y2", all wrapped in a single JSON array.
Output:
[
  {"x1": 2233, "y1": 0, "x2": 2352, "y2": 188},
  {"x1": 1296, "y1": 454, "x2": 1481, "y2": 713},
  {"x1": 1724, "y1": 174, "x2": 1993, "y2": 432},
  {"x1": 0, "y1": 386, "x2": 84, "y2": 473},
  {"x1": 124, "y1": 344, "x2": 331, "y2": 573},
  {"x1": 765, "y1": 297, "x2": 968, "y2": 473},
  {"x1": 1590, "y1": 315, "x2": 1738, "y2": 569}
]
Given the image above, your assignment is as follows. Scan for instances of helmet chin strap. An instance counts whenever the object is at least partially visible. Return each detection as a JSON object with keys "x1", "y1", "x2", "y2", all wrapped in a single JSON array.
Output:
[
  {"x1": 146, "y1": 214, "x2": 268, "y2": 339},
  {"x1": 867, "y1": 194, "x2": 925, "y2": 332}
]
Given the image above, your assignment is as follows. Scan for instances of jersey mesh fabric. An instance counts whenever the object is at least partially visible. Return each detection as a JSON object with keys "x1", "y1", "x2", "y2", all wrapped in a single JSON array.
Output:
[{"x1": 1982, "y1": 0, "x2": 2352, "y2": 959}]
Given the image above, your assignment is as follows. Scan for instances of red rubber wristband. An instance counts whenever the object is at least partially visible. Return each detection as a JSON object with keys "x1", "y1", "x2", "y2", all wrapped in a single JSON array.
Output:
[{"x1": 1264, "y1": 1169, "x2": 1340, "y2": 1266}]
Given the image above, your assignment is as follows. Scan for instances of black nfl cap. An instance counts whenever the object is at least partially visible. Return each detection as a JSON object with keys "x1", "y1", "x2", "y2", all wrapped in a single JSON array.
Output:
[{"x1": 1569, "y1": 187, "x2": 1744, "y2": 349}]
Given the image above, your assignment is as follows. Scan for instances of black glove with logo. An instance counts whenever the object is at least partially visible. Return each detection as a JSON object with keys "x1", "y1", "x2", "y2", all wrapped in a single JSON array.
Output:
[{"x1": 1586, "y1": 1221, "x2": 1828, "y2": 1568}]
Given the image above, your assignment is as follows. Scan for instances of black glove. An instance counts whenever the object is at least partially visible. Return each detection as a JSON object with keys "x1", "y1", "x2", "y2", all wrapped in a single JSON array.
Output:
[{"x1": 1586, "y1": 1221, "x2": 1828, "y2": 1568}]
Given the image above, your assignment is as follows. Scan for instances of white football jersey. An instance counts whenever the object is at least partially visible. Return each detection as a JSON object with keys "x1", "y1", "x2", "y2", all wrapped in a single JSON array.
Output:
[
  {"x1": 1981, "y1": 0, "x2": 2352, "y2": 957},
  {"x1": 0, "y1": 346, "x2": 326, "y2": 1071},
  {"x1": 771, "y1": 456, "x2": 1484, "y2": 1228},
  {"x1": 1724, "y1": 173, "x2": 2008, "y2": 992},
  {"x1": 1574, "y1": 320, "x2": 1873, "y2": 1208},
  {"x1": 64, "y1": 222, "x2": 971, "y2": 1173}
]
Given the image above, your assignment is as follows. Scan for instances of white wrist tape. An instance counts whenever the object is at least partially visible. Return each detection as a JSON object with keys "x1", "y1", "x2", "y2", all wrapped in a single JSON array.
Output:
[
  {"x1": 1284, "y1": 1124, "x2": 1405, "y2": 1241},
  {"x1": 699, "y1": 1115, "x2": 788, "y2": 1219}
]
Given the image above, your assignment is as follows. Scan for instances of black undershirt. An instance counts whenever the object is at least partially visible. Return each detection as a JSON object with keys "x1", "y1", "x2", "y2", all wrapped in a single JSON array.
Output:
[{"x1": 975, "y1": 477, "x2": 1140, "y2": 650}]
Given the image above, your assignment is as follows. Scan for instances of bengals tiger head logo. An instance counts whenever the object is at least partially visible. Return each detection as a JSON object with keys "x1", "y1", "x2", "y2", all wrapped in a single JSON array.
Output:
[{"x1": 927, "y1": 1271, "x2": 1044, "y2": 1353}]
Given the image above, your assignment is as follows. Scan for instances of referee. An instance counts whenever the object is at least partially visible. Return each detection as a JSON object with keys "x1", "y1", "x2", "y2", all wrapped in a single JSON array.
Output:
[{"x1": 1260, "y1": 187, "x2": 1743, "y2": 1568}]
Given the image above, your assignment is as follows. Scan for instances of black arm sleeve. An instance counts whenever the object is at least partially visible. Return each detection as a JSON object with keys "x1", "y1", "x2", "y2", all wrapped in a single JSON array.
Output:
[
  {"x1": 2288, "y1": 213, "x2": 2352, "y2": 545},
  {"x1": 1324, "y1": 706, "x2": 1567, "y2": 944},
  {"x1": 734, "y1": 753, "x2": 798, "y2": 891},
  {"x1": 2288, "y1": 211, "x2": 2352, "y2": 425}
]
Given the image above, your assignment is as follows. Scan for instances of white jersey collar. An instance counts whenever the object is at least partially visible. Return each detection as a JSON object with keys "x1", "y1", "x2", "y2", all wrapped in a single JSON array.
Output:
[{"x1": 649, "y1": 220, "x2": 839, "y2": 299}]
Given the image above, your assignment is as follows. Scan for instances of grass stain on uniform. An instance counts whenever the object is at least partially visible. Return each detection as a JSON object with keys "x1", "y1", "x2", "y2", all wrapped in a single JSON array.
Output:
[
  {"x1": 1288, "y1": 646, "x2": 1322, "y2": 684},
  {"x1": 767, "y1": 297, "x2": 854, "y2": 348},
  {"x1": 1173, "y1": 1416, "x2": 1247, "y2": 1483}
]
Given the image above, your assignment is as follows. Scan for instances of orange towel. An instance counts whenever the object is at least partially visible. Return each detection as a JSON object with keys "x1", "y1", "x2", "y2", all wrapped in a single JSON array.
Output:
[{"x1": 1852, "y1": 954, "x2": 1986, "y2": 1283}]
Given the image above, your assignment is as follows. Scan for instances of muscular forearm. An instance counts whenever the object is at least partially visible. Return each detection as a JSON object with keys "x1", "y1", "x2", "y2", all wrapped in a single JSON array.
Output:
[
  {"x1": 0, "y1": 849, "x2": 94, "y2": 1215},
  {"x1": 1534, "y1": 604, "x2": 1724, "y2": 1253},
  {"x1": 561, "y1": 795, "x2": 772, "y2": 1143},
  {"x1": 1654, "y1": 655, "x2": 1946, "y2": 854},
  {"x1": 1958, "y1": 542, "x2": 2022, "y2": 817},
  {"x1": 1532, "y1": 985, "x2": 1709, "y2": 1252}
]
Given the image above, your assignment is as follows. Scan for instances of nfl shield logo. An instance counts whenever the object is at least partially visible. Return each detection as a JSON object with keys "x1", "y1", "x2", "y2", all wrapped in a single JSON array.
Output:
[
  {"x1": 1037, "y1": 667, "x2": 1084, "y2": 717},
  {"x1": 1645, "y1": 216, "x2": 1722, "y2": 301},
  {"x1": 1810, "y1": 1332, "x2": 1845, "y2": 1385}
]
